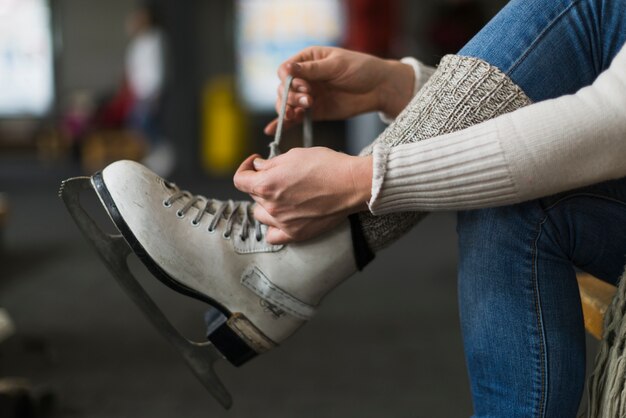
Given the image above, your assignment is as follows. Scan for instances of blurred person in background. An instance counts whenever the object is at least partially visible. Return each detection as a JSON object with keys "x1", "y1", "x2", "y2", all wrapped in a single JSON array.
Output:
[{"x1": 125, "y1": 0, "x2": 172, "y2": 176}]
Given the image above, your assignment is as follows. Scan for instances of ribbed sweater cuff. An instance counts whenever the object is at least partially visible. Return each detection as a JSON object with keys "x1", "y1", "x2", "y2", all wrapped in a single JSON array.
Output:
[{"x1": 368, "y1": 127, "x2": 520, "y2": 214}]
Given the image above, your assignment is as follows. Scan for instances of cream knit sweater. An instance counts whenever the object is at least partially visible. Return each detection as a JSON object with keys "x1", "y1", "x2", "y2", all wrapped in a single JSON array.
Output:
[{"x1": 369, "y1": 44, "x2": 626, "y2": 214}]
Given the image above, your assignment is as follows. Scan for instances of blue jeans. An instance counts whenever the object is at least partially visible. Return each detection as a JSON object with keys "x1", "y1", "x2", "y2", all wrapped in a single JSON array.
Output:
[{"x1": 456, "y1": 0, "x2": 626, "y2": 416}]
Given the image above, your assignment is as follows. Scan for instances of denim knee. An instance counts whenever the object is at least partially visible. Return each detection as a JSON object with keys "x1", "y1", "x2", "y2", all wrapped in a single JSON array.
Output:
[{"x1": 457, "y1": 204, "x2": 539, "y2": 263}]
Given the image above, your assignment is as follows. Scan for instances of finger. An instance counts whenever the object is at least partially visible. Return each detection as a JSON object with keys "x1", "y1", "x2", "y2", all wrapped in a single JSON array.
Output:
[
  {"x1": 292, "y1": 78, "x2": 311, "y2": 94},
  {"x1": 233, "y1": 154, "x2": 262, "y2": 194},
  {"x1": 276, "y1": 100, "x2": 296, "y2": 121},
  {"x1": 293, "y1": 107, "x2": 306, "y2": 121},
  {"x1": 253, "y1": 204, "x2": 279, "y2": 228},
  {"x1": 290, "y1": 92, "x2": 312, "y2": 109},
  {"x1": 276, "y1": 84, "x2": 313, "y2": 109},
  {"x1": 264, "y1": 119, "x2": 278, "y2": 135},
  {"x1": 277, "y1": 77, "x2": 311, "y2": 96},
  {"x1": 275, "y1": 101, "x2": 305, "y2": 124},
  {"x1": 264, "y1": 117, "x2": 301, "y2": 136},
  {"x1": 265, "y1": 226, "x2": 294, "y2": 245}
]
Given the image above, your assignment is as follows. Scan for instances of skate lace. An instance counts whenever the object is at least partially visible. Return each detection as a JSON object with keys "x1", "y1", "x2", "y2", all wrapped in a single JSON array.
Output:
[
  {"x1": 164, "y1": 189, "x2": 263, "y2": 241},
  {"x1": 163, "y1": 75, "x2": 311, "y2": 242},
  {"x1": 268, "y1": 75, "x2": 312, "y2": 158}
]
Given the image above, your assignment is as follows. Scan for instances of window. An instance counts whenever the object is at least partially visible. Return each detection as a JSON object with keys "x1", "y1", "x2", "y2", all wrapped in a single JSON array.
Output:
[
  {"x1": 0, "y1": 0, "x2": 54, "y2": 117},
  {"x1": 236, "y1": 0, "x2": 344, "y2": 111}
]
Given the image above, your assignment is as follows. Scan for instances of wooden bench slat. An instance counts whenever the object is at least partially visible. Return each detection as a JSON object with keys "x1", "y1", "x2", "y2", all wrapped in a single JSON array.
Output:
[{"x1": 577, "y1": 273, "x2": 617, "y2": 340}]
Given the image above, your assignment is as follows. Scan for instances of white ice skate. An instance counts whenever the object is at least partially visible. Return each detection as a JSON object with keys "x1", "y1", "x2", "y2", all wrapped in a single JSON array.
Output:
[{"x1": 58, "y1": 77, "x2": 360, "y2": 409}]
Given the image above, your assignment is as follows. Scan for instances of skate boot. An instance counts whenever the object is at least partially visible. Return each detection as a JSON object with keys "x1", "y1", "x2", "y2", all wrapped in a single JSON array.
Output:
[
  {"x1": 59, "y1": 160, "x2": 358, "y2": 408},
  {"x1": 58, "y1": 77, "x2": 361, "y2": 409}
]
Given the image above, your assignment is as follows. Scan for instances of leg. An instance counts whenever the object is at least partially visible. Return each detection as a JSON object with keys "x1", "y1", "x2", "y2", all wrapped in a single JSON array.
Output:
[
  {"x1": 457, "y1": 177, "x2": 626, "y2": 417},
  {"x1": 357, "y1": 0, "x2": 626, "y2": 254},
  {"x1": 460, "y1": 0, "x2": 626, "y2": 101},
  {"x1": 453, "y1": 1, "x2": 626, "y2": 415}
]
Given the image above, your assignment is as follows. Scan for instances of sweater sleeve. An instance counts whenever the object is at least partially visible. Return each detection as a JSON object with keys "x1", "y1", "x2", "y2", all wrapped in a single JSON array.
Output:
[{"x1": 369, "y1": 44, "x2": 626, "y2": 214}]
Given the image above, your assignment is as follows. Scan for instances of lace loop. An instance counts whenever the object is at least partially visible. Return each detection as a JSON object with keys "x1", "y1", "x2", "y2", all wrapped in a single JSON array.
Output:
[
  {"x1": 164, "y1": 75, "x2": 312, "y2": 241},
  {"x1": 267, "y1": 75, "x2": 313, "y2": 158},
  {"x1": 166, "y1": 190, "x2": 260, "y2": 241}
]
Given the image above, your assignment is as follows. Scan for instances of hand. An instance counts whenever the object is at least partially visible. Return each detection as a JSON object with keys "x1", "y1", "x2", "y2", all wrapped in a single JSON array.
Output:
[
  {"x1": 264, "y1": 46, "x2": 415, "y2": 135},
  {"x1": 233, "y1": 148, "x2": 373, "y2": 244}
]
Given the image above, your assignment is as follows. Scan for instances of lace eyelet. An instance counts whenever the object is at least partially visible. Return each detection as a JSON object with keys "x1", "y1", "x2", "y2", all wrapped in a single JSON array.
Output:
[
  {"x1": 256, "y1": 236, "x2": 263, "y2": 242},
  {"x1": 207, "y1": 227, "x2": 216, "y2": 234},
  {"x1": 176, "y1": 210, "x2": 185, "y2": 218},
  {"x1": 191, "y1": 219, "x2": 200, "y2": 227},
  {"x1": 163, "y1": 200, "x2": 172, "y2": 208},
  {"x1": 222, "y1": 232, "x2": 231, "y2": 240}
]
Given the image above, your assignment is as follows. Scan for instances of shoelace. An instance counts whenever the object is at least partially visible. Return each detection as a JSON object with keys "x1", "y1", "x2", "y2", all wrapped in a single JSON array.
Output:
[
  {"x1": 164, "y1": 75, "x2": 312, "y2": 241},
  {"x1": 164, "y1": 190, "x2": 262, "y2": 241},
  {"x1": 269, "y1": 75, "x2": 312, "y2": 158}
]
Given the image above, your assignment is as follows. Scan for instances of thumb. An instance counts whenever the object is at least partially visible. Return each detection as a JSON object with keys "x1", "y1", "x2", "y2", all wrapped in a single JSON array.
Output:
[
  {"x1": 265, "y1": 226, "x2": 293, "y2": 245},
  {"x1": 233, "y1": 154, "x2": 262, "y2": 193},
  {"x1": 290, "y1": 57, "x2": 340, "y2": 82},
  {"x1": 253, "y1": 153, "x2": 283, "y2": 171},
  {"x1": 252, "y1": 157, "x2": 269, "y2": 171}
]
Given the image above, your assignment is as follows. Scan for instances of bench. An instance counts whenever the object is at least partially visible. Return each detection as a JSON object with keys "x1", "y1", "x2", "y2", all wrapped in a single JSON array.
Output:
[{"x1": 577, "y1": 272, "x2": 617, "y2": 340}]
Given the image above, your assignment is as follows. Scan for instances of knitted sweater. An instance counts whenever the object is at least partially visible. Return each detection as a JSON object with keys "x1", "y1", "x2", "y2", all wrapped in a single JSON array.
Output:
[{"x1": 369, "y1": 44, "x2": 626, "y2": 214}]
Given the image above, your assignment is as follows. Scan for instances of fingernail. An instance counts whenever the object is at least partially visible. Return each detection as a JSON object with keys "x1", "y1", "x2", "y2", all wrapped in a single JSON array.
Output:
[
  {"x1": 253, "y1": 158, "x2": 265, "y2": 169},
  {"x1": 297, "y1": 86, "x2": 307, "y2": 93},
  {"x1": 298, "y1": 96, "x2": 309, "y2": 107},
  {"x1": 292, "y1": 63, "x2": 301, "y2": 73}
]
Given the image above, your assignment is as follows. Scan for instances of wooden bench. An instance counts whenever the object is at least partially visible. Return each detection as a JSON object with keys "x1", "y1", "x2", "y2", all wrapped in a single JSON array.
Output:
[{"x1": 577, "y1": 272, "x2": 617, "y2": 340}]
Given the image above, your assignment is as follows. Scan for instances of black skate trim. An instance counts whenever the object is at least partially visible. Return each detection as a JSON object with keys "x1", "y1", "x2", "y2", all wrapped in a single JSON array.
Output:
[
  {"x1": 92, "y1": 172, "x2": 258, "y2": 367},
  {"x1": 348, "y1": 214, "x2": 375, "y2": 271},
  {"x1": 208, "y1": 323, "x2": 257, "y2": 367}
]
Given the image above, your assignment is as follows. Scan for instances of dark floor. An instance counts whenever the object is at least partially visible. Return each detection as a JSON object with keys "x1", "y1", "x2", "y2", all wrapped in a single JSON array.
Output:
[{"x1": 0, "y1": 155, "x2": 598, "y2": 417}]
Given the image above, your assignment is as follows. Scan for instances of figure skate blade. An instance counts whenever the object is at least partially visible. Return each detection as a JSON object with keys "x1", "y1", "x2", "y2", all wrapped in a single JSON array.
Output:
[{"x1": 59, "y1": 176, "x2": 233, "y2": 409}]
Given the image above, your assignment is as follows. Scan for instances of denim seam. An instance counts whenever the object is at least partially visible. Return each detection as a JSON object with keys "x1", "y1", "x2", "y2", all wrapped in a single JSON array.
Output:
[
  {"x1": 530, "y1": 191, "x2": 626, "y2": 417},
  {"x1": 531, "y1": 216, "x2": 550, "y2": 418},
  {"x1": 507, "y1": 0, "x2": 582, "y2": 77}
]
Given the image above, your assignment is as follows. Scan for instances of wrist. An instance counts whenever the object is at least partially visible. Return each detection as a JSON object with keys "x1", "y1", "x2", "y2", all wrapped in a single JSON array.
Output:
[
  {"x1": 347, "y1": 155, "x2": 373, "y2": 212},
  {"x1": 378, "y1": 59, "x2": 415, "y2": 118}
]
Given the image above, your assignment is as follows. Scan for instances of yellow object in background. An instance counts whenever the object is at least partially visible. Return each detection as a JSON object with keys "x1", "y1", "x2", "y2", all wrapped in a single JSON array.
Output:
[{"x1": 201, "y1": 76, "x2": 247, "y2": 175}]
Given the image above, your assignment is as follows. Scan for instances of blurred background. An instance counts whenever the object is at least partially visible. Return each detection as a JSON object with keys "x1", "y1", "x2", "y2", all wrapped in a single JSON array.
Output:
[{"x1": 0, "y1": 0, "x2": 598, "y2": 417}]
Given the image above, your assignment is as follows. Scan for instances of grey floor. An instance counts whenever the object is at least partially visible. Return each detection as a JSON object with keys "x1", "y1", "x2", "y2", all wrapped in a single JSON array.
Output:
[{"x1": 0, "y1": 156, "x2": 598, "y2": 417}]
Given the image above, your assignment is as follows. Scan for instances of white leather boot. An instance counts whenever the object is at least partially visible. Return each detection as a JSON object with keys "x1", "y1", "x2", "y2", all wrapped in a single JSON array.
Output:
[
  {"x1": 59, "y1": 76, "x2": 361, "y2": 408},
  {"x1": 98, "y1": 160, "x2": 358, "y2": 362}
]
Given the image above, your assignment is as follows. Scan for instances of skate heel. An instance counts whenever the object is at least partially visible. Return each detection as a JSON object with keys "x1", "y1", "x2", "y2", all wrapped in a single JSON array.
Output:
[{"x1": 205, "y1": 308, "x2": 276, "y2": 367}]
